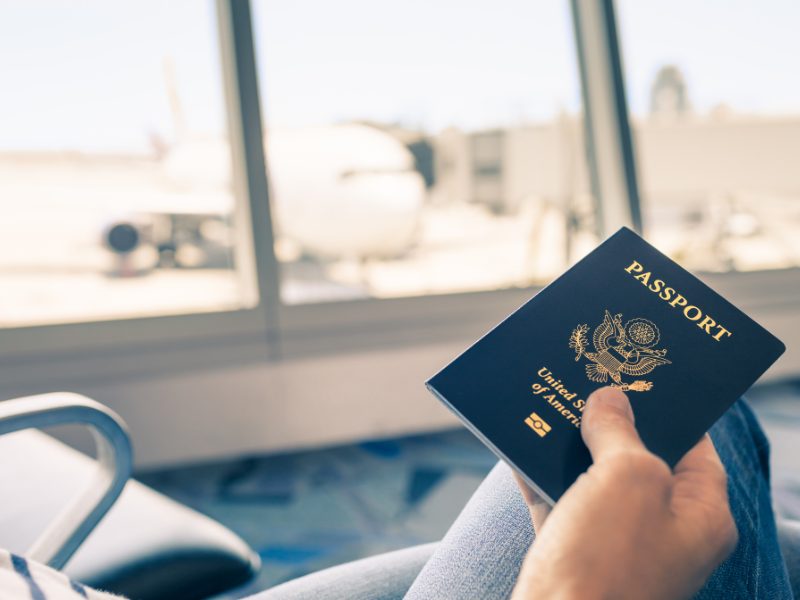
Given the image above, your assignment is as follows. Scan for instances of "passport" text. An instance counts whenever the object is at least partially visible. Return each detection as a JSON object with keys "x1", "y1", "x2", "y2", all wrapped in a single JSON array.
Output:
[{"x1": 624, "y1": 260, "x2": 732, "y2": 342}]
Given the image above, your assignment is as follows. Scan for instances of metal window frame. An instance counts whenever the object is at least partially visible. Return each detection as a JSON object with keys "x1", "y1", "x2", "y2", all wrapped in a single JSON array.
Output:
[
  {"x1": 0, "y1": 1, "x2": 277, "y2": 383},
  {"x1": 274, "y1": 0, "x2": 800, "y2": 370},
  {"x1": 1, "y1": 0, "x2": 798, "y2": 397},
  {"x1": 570, "y1": 0, "x2": 642, "y2": 236},
  {"x1": 565, "y1": 0, "x2": 800, "y2": 379}
]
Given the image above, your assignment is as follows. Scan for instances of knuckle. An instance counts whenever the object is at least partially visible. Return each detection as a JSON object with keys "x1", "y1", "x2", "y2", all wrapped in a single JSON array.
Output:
[
  {"x1": 585, "y1": 410, "x2": 628, "y2": 433},
  {"x1": 606, "y1": 451, "x2": 671, "y2": 488}
]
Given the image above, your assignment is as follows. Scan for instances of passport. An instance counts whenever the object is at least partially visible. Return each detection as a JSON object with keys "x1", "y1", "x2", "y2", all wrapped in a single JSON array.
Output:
[{"x1": 426, "y1": 227, "x2": 785, "y2": 504}]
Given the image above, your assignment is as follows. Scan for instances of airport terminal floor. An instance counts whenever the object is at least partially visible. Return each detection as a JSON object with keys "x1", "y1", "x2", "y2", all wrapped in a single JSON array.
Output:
[{"x1": 137, "y1": 378, "x2": 800, "y2": 598}]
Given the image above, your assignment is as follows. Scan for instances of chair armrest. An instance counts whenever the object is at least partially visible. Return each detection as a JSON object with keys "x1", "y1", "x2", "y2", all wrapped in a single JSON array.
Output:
[{"x1": 0, "y1": 392, "x2": 132, "y2": 570}]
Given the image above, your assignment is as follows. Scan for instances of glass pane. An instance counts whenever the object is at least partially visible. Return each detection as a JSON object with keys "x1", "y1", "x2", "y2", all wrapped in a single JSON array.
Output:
[
  {"x1": 0, "y1": 1, "x2": 258, "y2": 327},
  {"x1": 617, "y1": 0, "x2": 800, "y2": 273},
  {"x1": 252, "y1": 0, "x2": 598, "y2": 304}
]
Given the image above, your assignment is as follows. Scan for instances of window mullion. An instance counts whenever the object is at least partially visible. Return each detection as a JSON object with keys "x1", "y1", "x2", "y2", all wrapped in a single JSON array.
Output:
[
  {"x1": 570, "y1": 0, "x2": 642, "y2": 236},
  {"x1": 216, "y1": 0, "x2": 282, "y2": 357}
]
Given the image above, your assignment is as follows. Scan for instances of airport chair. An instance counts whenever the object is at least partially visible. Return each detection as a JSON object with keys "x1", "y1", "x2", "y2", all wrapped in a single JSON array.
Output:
[{"x1": 0, "y1": 393, "x2": 260, "y2": 600}]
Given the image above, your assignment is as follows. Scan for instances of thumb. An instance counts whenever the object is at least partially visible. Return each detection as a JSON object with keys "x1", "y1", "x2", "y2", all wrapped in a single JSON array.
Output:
[{"x1": 581, "y1": 387, "x2": 645, "y2": 462}]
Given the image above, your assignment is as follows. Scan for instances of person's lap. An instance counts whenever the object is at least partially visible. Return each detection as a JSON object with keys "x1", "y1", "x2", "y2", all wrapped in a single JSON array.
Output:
[
  {"x1": 695, "y1": 399, "x2": 792, "y2": 598},
  {"x1": 254, "y1": 399, "x2": 794, "y2": 599}
]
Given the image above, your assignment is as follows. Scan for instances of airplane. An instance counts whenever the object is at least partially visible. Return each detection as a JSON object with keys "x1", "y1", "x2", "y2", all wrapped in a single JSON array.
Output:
[
  {"x1": 97, "y1": 57, "x2": 426, "y2": 275},
  {"x1": 102, "y1": 122, "x2": 427, "y2": 274}
]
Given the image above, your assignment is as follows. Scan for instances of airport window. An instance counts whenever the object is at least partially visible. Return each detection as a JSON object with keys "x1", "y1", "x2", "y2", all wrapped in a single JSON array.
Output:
[
  {"x1": 616, "y1": 0, "x2": 800, "y2": 273},
  {"x1": 251, "y1": 0, "x2": 600, "y2": 304},
  {"x1": 0, "y1": 1, "x2": 259, "y2": 327}
]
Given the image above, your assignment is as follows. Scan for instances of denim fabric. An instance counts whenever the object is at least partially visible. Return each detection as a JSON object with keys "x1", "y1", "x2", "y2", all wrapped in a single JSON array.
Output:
[
  {"x1": 696, "y1": 400, "x2": 793, "y2": 598},
  {"x1": 403, "y1": 399, "x2": 793, "y2": 599},
  {"x1": 402, "y1": 461, "x2": 532, "y2": 599},
  {"x1": 249, "y1": 543, "x2": 437, "y2": 600},
  {"x1": 778, "y1": 519, "x2": 800, "y2": 596}
]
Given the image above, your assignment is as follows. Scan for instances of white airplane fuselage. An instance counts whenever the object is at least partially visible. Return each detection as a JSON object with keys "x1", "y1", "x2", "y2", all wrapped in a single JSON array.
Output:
[{"x1": 161, "y1": 123, "x2": 426, "y2": 261}]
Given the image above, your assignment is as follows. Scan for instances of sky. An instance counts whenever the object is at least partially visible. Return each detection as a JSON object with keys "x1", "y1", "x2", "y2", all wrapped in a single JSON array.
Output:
[{"x1": 1, "y1": 0, "x2": 799, "y2": 153}]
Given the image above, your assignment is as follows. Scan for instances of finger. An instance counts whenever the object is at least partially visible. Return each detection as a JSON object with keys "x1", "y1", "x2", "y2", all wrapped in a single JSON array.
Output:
[
  {"x1": 671, "y1": 434, "x2": 733, "y2": 550},
  {"x1": 674, "y1": 434, "x2": 726, "y2": 478},
  {"x1": 512, "y1": 472, "x2": 552, "y2": 531},
  {"x1": 673, "y1": 435, "x2": 729, "y2": 504},
  {"x1": 581, "y1": 387, "x2": 645, "y2": 462}
]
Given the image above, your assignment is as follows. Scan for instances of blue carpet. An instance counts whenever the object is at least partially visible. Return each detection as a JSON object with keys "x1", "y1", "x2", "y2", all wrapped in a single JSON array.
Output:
[{"x1": 138, "y1": 428, "x2": 496, "y2": 598}]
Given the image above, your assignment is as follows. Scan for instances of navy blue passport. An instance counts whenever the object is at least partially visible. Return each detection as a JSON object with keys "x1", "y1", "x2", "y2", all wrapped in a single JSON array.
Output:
[{"x1": 427, "y1": 227, "x2": 785, "y2": 504}]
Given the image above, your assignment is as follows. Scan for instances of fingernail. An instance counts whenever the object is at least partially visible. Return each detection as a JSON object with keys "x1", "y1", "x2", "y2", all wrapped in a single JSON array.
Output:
[{"x1": 588, "y1": 387, "x2": 634, "y2": 420}]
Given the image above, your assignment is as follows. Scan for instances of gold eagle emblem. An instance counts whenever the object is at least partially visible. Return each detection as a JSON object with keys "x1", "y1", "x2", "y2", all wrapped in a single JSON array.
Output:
[{"x1": 569, "y1": 310, "x2": 671, "y2": 392}]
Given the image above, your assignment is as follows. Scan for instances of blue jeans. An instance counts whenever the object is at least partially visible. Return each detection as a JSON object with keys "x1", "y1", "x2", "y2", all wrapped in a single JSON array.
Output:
[{"x1": 256, "y1": 399, "x2": 795, "y2": 599}]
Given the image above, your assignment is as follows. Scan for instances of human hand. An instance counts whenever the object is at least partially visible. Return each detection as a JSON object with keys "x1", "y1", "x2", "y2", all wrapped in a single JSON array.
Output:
[{"x1": 511, "y1": 387, "x2": 738, "y2": 600}]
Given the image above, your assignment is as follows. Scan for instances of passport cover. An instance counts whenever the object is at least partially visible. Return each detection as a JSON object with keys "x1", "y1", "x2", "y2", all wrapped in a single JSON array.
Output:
[{"x1": 427, "y1": 227, "x2": 785, "y2": 504}]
